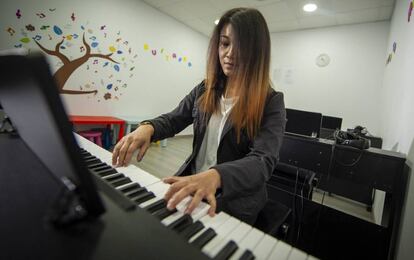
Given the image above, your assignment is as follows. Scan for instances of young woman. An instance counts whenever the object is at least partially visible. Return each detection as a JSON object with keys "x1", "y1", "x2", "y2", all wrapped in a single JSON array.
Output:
[{"x1": 112, "y1": 7, "x2": 286, "y2": 225}]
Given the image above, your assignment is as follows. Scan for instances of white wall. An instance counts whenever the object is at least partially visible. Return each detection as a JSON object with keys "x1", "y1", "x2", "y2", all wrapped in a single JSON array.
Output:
[
  {"x1": 0, "y1": 0, "x2": 208, "y2": 135},
  {"x1": 379, "y1": 0, "x2": 414, "y2": 259},
  {"x1": 271, "y1": 22, "x2": 390, "y2": 135}
]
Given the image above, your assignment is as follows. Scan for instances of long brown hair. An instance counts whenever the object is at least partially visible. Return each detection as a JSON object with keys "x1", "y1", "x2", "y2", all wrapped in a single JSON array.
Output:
[{"x1": 199, "y1": 8, "x2": 272, "y2": 141}]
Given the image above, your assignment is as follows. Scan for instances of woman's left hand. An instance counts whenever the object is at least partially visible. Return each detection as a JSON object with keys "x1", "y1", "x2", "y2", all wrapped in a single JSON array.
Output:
[{"x1": 163, "y1": 169, "x2": 221, "y2": 217}]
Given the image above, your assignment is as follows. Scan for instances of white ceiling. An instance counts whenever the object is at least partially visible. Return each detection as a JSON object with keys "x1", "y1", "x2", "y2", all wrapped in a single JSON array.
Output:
[{"x1": 142, "y1": 0, "x2": 395, "y2": 36}]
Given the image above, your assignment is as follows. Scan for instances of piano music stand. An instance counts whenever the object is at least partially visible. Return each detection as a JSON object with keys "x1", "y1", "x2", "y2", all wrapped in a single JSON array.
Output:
[{"x1": 0, "y1": 53, "x2": 105, "y2": 226}]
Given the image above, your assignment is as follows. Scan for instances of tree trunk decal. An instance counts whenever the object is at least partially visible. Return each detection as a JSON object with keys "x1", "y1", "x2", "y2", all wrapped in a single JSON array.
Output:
[{"x1": 34, "y1": 33, "x2": 119, "y2": 95}]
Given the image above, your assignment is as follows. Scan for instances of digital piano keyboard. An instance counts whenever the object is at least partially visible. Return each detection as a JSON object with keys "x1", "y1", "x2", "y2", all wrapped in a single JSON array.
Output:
[{"x1": 76, "y1": 134, "x2": 318, "y2": 260}]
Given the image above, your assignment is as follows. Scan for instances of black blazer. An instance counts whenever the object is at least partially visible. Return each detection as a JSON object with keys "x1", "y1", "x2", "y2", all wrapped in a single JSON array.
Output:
[{"x1": 147, "y1": 81, "x2": 286, "y2": 224}]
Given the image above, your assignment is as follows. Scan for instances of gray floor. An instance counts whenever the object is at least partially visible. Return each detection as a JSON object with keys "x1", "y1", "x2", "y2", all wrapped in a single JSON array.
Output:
[{"x1": 131, "y1": 135, "x2": 375, "y2": 223}]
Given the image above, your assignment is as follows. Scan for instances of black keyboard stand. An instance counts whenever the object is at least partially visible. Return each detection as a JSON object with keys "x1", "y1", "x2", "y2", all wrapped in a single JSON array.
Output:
[{"x1": 46, "y1": 180, "x2": 90, "y2": 228}]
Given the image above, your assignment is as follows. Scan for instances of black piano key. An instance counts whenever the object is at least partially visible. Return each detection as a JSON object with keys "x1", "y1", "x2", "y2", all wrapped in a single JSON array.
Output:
[
  {"x1": 79, "y1": 150, "x2": 91, "y2": 156},
  {"x1": 94, "y1": 167, "x2": 118, "y2": 177},
  {"x1": 179, "y1": 221, "x2": 204, "y2": 240},
  {"x1": 82, "y1": 155, "x2": 97, "y2": 161},
  {"x1": 238, "y1": 249, "x2": 255, "y2": 260},
  {"x1": 89, "y1": 170, "x2": 136, "y2": 211},
  {"x1": 125, "y1": 186, "x2": 147, "y2": 198},
  {"x1": 213, "y1": 240, "x2": 238, "y2": 260},
  {"x1": 143, "y1": 199, "x2": 167, "y2": 213},
  {"x1": 152, "y1": 207, "x2": 177, "y2": 220},
  {"x1": 190, "y1": 228, "x2": 217, "y2": 249},
  {"x1": 110, "y1": 177, "x2": 132, "y2": 188},
  {"x1": 118, "y1": 182, "x2": 140, "y2": 193},
  {"x1": 88, "y1": 162, "x2": 107, "y2": 169},
  {"x1": 104, "y1": 173, "x2": 125, "y2": 182},
  {"x1": 91, "y1": 164, "x2": 112, "y2": 172},
  {"x1": 167, "y1": 214, "x2": 193, "y2": 233},
  {"x1": 84, "y1": 158, "x2": 101, "y2": 165},
  {"x1": 134, "y1": 191, "x2": 155, "y2": 204}
]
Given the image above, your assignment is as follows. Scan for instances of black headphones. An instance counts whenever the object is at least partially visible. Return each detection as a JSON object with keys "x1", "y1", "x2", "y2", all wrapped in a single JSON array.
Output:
[{"x1": 334, "y1": 129, "x2": 370, "y2": 149}]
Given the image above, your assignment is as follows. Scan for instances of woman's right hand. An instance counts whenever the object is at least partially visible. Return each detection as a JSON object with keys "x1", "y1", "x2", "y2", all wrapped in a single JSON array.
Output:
[{"x1": 112, "y1": 124, "x2": 154, "y2": 167}]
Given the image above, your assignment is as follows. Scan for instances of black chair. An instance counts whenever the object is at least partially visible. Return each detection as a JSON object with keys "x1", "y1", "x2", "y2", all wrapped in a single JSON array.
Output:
[
  {"x1": 254, "y1": 199, "x2": 291, "y2": 238},
  {"x1": 255, "y1": 163, "x2": 317, "y2": 240},
  {"x1": 268, "y1": 162, "x2": 316, "y2": 201}
]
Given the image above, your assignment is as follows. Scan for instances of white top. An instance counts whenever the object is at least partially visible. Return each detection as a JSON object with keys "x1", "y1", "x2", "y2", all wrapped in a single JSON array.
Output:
[{"x1": 195, "y1": 95, "x2": 237, "y2": 173}]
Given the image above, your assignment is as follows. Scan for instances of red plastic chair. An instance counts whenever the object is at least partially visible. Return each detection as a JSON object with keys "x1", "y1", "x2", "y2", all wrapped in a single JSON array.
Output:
[{"x1": 79, "y1": 130, "x2": 103, "y2": 147}]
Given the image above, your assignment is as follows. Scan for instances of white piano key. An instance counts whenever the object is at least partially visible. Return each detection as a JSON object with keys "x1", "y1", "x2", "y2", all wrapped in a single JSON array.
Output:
[
  {"x1": 188, "y1": 212, "x2": 231, "y2": 243},
  {"x1": 202, "y1": 217, "x2": 240, "y2": 257},
  {"x1": 198, "y1": 213, "x2": 217, "y2": 226},
  {"x1": 226, "y1": 222, "x2": 252, "y2": 244},
  {"x1": 307, "y1": 255, "x2": 319, "y2": 260},
  {"x1": 161, "y1": 211, "x2": 185, "y2": 226},
  {"x1": 190, "y1": 202, "x2": 210, "y2": 221},
  {"x1": 268, "y1": 240, "x2": 293, "y2": 260},
  {"x1": 288, "y1": 248, "x2": 308, "y2": 260},
  {"x1": 252, "y1": 234, "x2": 278, "y2": 260},
  {"x1": 175, "y1": 196, "x2": 192, "y2": 212},
  {"x1": 209, "y1": 222, "x2": 252, "y2": 258},
  {"x1": 229, "y1": 228, "x2": 264, "y2": 260},
  {"x1": 175, "y1": 196, "x2": 210, "y2": 221},
  {"x1": 138, "y1": 182, "x2": 169, "y2": 208},
  {"x1": 139, "y1": 196, "x2": 160, "y2": 208},
  {"x1": 146, "y1": 181, "x2": 170, "y2": 197},
  {"x1": 241, "y1": 228, "x2": 264, "y2": 249},
  {"x1": 206, "y1": 212, "x2": 234, "y2": 231},
  {"x1": 76, "y1": 135, "x2": 113, "y2": 162},
  {"x1": 115, "y1": 182, "x2": 135, "y2": 191},
  {"x1": 116, "y1": 165, "x2": 159, "y2": 187}
]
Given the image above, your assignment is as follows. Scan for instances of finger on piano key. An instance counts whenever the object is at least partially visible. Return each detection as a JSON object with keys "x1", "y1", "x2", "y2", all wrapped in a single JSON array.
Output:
[
  {"x1": 287, "y1": 248, "x2": 308, "y2": 260},
  {"x1": 252, "y1": 234, "x2": 278, "y2": 260},
  {"x1": 202, "y1": 217, "x2": 241, "y2": 257},
  {"x1": 229, "y1": 228, "x2": 264, "y2": 260},
  {"x1": 208, "y1": 222, "x2": 251, "y2": 258},
  {"x1": 175, "y1": 196, "x2": 210, "y2": 221},
  {"x1": 189, "y1": 202, "x2": 210, "y2": 221},
  {"x1": 267, "y1": 240, "x2": 292, "y2": 260}
]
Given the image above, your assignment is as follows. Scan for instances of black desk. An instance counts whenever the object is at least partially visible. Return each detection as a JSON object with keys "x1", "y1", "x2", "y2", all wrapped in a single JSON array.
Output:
[
  {"x1": 275, "y1": 134, "x2": 408, "y2": 259},
  {"x1": 279, "y1": 134, "x2": 405, "y2": 206},
  {"x1": 0, "y1": 134, "x2": 207, "y2": 260}
]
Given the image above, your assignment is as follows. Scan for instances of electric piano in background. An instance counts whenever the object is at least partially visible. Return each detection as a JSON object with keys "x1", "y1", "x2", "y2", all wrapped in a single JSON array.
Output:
[
  {"x1": 273, "y1": 133, "x2": 407, "y2": 260},
  {"x1": 0, "y1": 132, "x2": 317, "y2": 260}
]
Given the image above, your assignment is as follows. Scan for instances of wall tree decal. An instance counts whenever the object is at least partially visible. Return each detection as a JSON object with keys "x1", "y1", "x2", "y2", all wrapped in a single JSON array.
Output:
[{"x1": 34, "y1": 33, "x2": 119, "y2": 95}]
